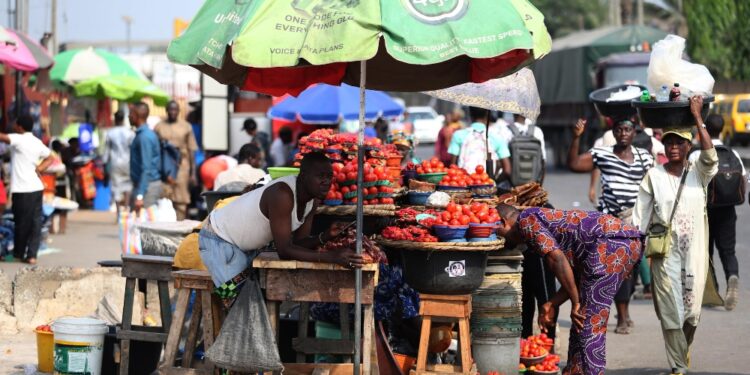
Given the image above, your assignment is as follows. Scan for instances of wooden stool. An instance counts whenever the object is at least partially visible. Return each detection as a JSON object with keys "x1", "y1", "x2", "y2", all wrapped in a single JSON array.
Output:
[
  {"x1": 117, "y1": 254, "x2": 174, "y2": 375},
  {"x1": 413, "y1": 294, "x2": 474, "y2": 375},
  {"x1": 161, "y1": 270, "x2": 224, "y2": 375}
]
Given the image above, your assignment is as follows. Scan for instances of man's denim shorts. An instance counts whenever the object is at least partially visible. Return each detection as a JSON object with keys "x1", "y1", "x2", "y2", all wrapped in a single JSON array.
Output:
[{"x1": 198, "y1": 224, "x2": 259, "y2": 287}]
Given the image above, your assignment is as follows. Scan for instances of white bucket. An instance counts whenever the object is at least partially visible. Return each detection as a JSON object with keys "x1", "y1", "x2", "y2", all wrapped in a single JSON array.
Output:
[{"x1": 51, "y1": 317, "x2": 108, "y2": 375}]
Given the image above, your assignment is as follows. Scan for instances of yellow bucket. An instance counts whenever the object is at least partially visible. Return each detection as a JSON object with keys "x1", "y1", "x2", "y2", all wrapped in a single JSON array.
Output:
[{"x1": 36, "y1": 329, "x2": 54, "y2": 373}]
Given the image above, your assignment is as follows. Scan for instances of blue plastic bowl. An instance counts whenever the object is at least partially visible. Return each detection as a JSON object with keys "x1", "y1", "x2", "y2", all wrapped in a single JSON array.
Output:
[
  {"x1": 433, "y1": 225, "x2": 469, "y2": 242},
  {"x1": 323, "y1": 199, "x2": 343, "y2": 206},
  {"x1": 408, "y1": 191, "x2": 432, "y2": 206}
]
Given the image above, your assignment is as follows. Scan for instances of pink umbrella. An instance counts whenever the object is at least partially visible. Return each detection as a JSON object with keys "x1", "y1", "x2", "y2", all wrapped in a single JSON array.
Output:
[{"x1": 0, "y1": 26, "x2": 53, "y2": 72}]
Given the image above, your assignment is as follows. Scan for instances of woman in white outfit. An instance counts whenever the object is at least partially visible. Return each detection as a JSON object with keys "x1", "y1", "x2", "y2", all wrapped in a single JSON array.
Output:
[{"x1": 633, "y1": 96, "x2": 718, "y2": 375}]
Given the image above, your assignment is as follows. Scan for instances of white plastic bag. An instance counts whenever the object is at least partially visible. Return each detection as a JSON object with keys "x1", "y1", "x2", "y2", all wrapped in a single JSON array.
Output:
[
  {"x1": 647, "y1": 35, "x2": 715, "y2": 94},
  {"x1": 154, "y1": 198, "x2": 177, "y2": 222}
]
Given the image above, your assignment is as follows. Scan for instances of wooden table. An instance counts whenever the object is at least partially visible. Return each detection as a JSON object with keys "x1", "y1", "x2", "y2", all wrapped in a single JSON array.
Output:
[{"x1": 253, "y1": 252, "x2": 379, "y2": 375}]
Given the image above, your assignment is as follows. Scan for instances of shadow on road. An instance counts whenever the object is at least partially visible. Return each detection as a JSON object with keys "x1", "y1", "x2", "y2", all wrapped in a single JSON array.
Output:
[{"x1": 606, "y1": 370, "x2": 745, "y2": 375}]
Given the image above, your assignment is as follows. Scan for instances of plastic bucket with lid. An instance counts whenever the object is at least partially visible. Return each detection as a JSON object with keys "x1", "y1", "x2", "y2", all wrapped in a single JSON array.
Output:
[{"x1": 51, "y1": 318, "x2": 108, "y2": 375}]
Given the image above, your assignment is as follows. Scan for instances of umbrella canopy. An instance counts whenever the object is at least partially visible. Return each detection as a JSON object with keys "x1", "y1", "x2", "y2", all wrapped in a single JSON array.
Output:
[
  {"x1": 531, "y1": 25, "x2": 667, "y2": 104},
  {"x1": 168, "y1": 0, "x2": 551, "y2": 96},
  {"x1": 268, "y1": 84, "x2": 403, "y2": 124},
  {"x1": 0, "y1": 26, "x2": 54, "y2": 72},
  {"x1": 51, "y1": 47, "x2": 146, "y2": 86},
  {"x1": 73, "y1": 75, "x2": 170, "y2": 106},
  {"x1": 423, "y1": 68, "x2": 541, "y2": 121}
]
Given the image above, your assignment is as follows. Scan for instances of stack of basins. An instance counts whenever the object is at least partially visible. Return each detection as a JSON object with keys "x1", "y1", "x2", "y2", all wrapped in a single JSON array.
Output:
[{"x1": 470, "y1": 253, "x2": 524, "y2": 375}]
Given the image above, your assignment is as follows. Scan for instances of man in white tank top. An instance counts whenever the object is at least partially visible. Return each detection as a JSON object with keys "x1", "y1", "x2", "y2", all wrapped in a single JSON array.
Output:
[{"x1": 199, "y1": 152, "x2": 364, "y2": 303}]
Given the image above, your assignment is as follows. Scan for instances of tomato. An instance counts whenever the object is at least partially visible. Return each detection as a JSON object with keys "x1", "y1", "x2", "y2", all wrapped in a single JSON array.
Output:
[
  {"x1": 335, "y1": 192, "x2": 343, "y2": 200},
  {"x1": 381, "y1": 197, "x2": 394, "y2": 204},
  {"x1": 446, "y1": 203, "x2": 458, "y2": 213},
  {"x1": 374, "y1": 166, "x2": 385, "y2": 175},
  {"x1": 478, "y1": 211, "x2": 489, "y2": 222},
  {"x1": 475, "y1": 165, "x2": 485, "y2": 174},
  {"x1": 470, "y1": 202, "x2": 483, "y2": 213},
  {"x1": 449, "y1": 219, "x2": 460, "y2": 226},
  {"x1": 376, "y1": 172, "x2": 388, "y2": 181},
  {"x1": 332, "y1": 162, "x2": 344, "y2": 172},
  {"x1": 469, "y1": 215, "x2": 480, "y2": 224},
  {"x1": 417, "y1": 167, "x2": 425, "y2": 174},
  {"x1": 365, "y1": 173, "x2": 377, "y2": 182},
  {"x1": 346, "y1": 171, "x2": 358, "y2": 181},
  {"x1": 452, "y1": 211, "x2": 462, "y2": 220},
  {"x1": 459, "y1": 216, "x2": 470, "y2": 225},
  {"x1": 368, "y1": 187, "x2": 378, "y2": 195},
  {"x1": 340, "y1": 186, "x2": 349, "y2": 194},
  {"x1": 442, "y1": 212, "x2": 453, "y2": 222},
  {"x1": 326, "y1": 191, "x2": 336, "y2": 200},
  {"x1": 487, "y1": 214, "x2": 499, "y2": 224},
  {"x1": 461, "y1": 206, "x2": 472, "y2": 216}
]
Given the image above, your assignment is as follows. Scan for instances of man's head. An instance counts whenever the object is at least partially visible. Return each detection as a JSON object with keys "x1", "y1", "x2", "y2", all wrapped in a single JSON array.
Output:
[
  {"x1": 469, "y1": 107, "x2": 489, "y2": 123},
  {"x1": 15, "y1": 114, "x2": 34, "y2": 133},
  {"x1": 705, "y1": 114, "x2": 724, "y2": 139},
  {"x1": 68, "y1": 137, "x2": 80, "y2": 151},
  {"x1": 129, "y1": 102, "x2": 150, "y2": 127},
  {"x1": 243, "y1": 118, "x2": 258, "y2": 137},
  {"x1": 114, "y1": 110, "x2": 125, "y2": 125},
  {"x1": 166, "y1": 101, "x2": 180, "y2": 122},
  {"x1": 51, "y1": 139, "x2": 63, "y2": 153},
  {"x1": 451, "y1": 109, "x2": 465, "y2": 123},
  {"x1": 612, "y1": 120, "x2": 636, "y2": 148},
  {"x1": 495, "y1": 204, "x2": 523, "y2": 248},
  {"x1": 279, "y1": 126, "x2": 294, "y2": 144},
  {"x1": 298, "y1": 151, "x2": 333, "y2": 200},
  {"x1": 238, "y1": 143, "x2": 263, "y2": 168},
  {"x1": 513, "y1": 114, "x2": 526, "y2": 125}
]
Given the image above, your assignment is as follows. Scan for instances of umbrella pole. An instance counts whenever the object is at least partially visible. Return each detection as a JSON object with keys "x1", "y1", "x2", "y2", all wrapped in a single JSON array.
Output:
[
  {"x1": 353, "y1": 60, "x2": 366, "y2": 375},
  {"x1": 485, "y1": 115, "x2": 493, "y2": 176}
]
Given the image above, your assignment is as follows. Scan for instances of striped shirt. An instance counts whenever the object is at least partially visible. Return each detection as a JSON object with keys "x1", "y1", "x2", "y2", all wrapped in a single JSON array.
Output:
[{"x1": 591, "y1": 146, "x2": 654, "y2": 215}]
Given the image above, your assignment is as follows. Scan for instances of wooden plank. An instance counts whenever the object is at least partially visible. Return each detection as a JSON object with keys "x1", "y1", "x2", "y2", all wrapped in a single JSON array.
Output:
[
  {"x1": 158, "y1": 280, "x2": 173, "y2": 330},
  {"x1": 410, "y1": 364, "x2": 465, "y2": 374},
  {"x1": 418, "y1": 294, "x2": 471, "y2": 302},
  {"x1": 420, "y1": 301, "x2": 469, "y2": 319},
  {"x1": 119, "y1": 339, "x2": 130, "y2": 375},
  {"x1": 172, "y1": 269, "x2": 212, "y2": 280},
  {"x1": 174, "y1": 278, "x2": 213, "y2": 290},
  {"x1": 362, "y1": 305, "x2": 373, "y2": 375},
  {"x1": 267, "y1": 301, "x2": 280, "y2": 343},
  {"x1": 160, "y1": 368, "x2": 211, "y2": 375},
  {"x1": 415, "y1": 316, "x2": 431, "y2": 372},
  {"x1": 265, "y1": 269, "x2": 375, "y2": 304},
  {"x1": 122, "y1": 253, "x2": 175, "y2": 264},
  {"x1": 117, "y1": 330, "x2": 169, "y2": 342},
  {"x1": 121, "y1": 278, "x2": 136, "y2": 330},
  {"x1": 182, "y1": 295, "x2": 202, "y2": 368},
  {"x1": 457, "y1": 318, "x2": 472, "y2": 374},
  {"x1": 200, "y1": 290, "x2": 216, "y2": 372},
  {"x1": 253, "y1": 252, "x2": 378, "y2": 272},
  {"x1": 121, "y1": 261, "x2": 174, "y2": 281},
  {"x1": 339, "y1": 303, "x2": 351, "y2": 363},
  {"x1": 292, "y1": 338, "x2": 355, "y2": 355},
  {"x1": 296, "y1": 303, "x2": 310, "y2": 362},
  {"x1": 280, "y1": 363, "x2": 360, "y2": 375},
  {"x1": 162, "y1": 288, "x2": 190, "y2": 366}
]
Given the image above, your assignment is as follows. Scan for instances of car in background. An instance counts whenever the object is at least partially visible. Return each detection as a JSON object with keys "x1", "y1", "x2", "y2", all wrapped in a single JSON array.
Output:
[
  {"x1": 405, "y1": 106, "x2": 445, "y2": 144},
  {"x1": 712, "y1": 93, "x2": 750, "y2": 146}
]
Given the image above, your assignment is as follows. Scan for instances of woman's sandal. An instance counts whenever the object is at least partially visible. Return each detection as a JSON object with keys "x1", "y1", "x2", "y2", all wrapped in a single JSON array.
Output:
[{"x1": 614, "y1": 323, "x2": 631, "y2": 334}]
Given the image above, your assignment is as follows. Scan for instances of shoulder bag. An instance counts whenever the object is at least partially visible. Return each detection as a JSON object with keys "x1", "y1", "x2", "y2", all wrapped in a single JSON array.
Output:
[{"x1": 645, "y1": 166, "x2": 689, "y2": 258}]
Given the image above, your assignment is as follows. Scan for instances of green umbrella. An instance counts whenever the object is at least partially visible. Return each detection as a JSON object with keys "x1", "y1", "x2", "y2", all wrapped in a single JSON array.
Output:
[
  {"x1": 73, "y1": 75, "x2": 170, "y2": 106},
  {"x1": 51, "y1": 47, "x2": 146, "y2": 87},
  {"x1": 168, "y1": 0, "x2": 551, "y2": 94}
]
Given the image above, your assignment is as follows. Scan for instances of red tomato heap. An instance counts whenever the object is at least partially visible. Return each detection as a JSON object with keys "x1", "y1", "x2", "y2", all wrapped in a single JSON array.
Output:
[
  {"x1": 534, "y1": 353, "x2": 561, "y2": 373},
  {"x1": 416, "y1": 157, "x2": 448, "y2": 174},
  {"x1": 520, "y1": 334, "x2": 550, "y2": 359},
  {"x1": 438, "y1": 165, "x2": 472, "y2": 187},
  {"x1": 470, "y1": 165, "x2": 495, "y2": 185},
  {"x1": 429, "y1": 202, "x2": 500, "y2": 227},
  {"x1": 332, "y1": 160, "x2": 394, "y2": 206},
  {"x1": 382, "y1": 226, "x2": 438, "y2": 242},
  {"x1": 35, "y1": 324, "x2": 52, "y2": 332}
]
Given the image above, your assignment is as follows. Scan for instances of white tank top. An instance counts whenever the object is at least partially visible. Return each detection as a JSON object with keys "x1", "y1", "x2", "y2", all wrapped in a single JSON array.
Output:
[{"x1": 209, "y1": 175, "x2": 314, "y2": 251}]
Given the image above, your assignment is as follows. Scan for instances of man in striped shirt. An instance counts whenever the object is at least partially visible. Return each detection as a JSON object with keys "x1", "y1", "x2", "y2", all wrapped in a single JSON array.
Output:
[{"x1": 568, "y1": 118, "x2": 654, "y2": 335}]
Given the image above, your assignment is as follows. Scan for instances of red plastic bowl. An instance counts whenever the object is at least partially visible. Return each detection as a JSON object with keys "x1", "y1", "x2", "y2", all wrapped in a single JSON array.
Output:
[{"x1": 467, "y1": 223, "x2": 497, "y2": 238}]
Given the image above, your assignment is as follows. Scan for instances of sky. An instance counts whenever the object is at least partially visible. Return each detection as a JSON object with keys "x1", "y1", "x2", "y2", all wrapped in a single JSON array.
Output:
[{"x1": 0, "y1": 0, "x2": 204, "y2": 46}]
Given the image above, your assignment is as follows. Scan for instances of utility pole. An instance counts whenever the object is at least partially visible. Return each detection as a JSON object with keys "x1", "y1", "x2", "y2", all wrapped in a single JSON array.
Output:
[
  {"x1": 122, "y1": 15, "x2": 133, "y2": 53},
  {"x1": 50, "y1": 0, "x2": 57, "y2": 54},
  {"x1": 637, "y1": 0, "x2": 644, "y2": 26}
]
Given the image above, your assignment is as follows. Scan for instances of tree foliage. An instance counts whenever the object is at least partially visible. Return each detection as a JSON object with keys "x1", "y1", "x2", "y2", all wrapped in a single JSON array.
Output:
[
  {"x1": 530, "y1": 0, "x2": 608, "y2": 39},
  {"x1": 684, "y1": 0, "x2": 750, "y2": 80}
]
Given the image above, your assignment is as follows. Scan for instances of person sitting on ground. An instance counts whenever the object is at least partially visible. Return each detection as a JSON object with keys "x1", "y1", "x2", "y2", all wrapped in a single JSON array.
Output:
[
  {"x1": 213, "y1": 143, "x2": 266, "y2": 191},
  {"x1": 496, "y1": 204, "x2": 643, "y2": 374},
  {"x1": 200, "y1": 151, "x2": 362, "y2": 307}
]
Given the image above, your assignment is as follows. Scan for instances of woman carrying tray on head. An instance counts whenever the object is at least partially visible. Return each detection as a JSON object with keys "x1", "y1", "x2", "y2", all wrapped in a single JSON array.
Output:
[
  {"x1": 496, "y1": 205, "x2": 643, "y2": 374},
  {"x1": 633, "y1": 96, "x2": 717, "y2": 375}
]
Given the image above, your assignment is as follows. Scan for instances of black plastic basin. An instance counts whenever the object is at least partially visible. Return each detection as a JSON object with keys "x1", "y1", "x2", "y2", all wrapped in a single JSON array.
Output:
[
  {"x1": 632, "y1": 95, "x2": 714, "y2": 128},
  {"x1": 589, "y1": 84, "x2": 648, "y2": 120},
  {"x1": 401, "y1": 249, "x2": 488, "y2": 295}
]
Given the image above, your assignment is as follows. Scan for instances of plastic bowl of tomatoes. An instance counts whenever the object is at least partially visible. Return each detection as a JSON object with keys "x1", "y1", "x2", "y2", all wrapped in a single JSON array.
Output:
[
  {"x1": 528, "y1": 353, "x2": 561, "y2": 374},
  {"x1": 432, "y1": 225, "x2": 469, "y2": 242},
  {"x1": 467, "y1": 223, "x2": 497, "y2": 238},
  {"x1": 418, "y1": 172, "x2": 448, "y2": 184}
]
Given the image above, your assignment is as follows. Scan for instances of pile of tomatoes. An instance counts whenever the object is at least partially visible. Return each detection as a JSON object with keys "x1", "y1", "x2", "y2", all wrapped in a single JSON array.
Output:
[
  {"x1": 381, "y1": 226, "x2": 438, "y2": 242},
  {"x1": 438, "y1": 165, "x2": 495, "y2": 187},
  {"x1": 520, "y1": 334, "x2": 550, "y2": 359},
  {"x1": 35, "y1": 324, "x2": 52, "y2": 333},
  {"x1": 424, "y1": 202, "x2": 501, "y2": 227},
  {"x1": 416, "y1": 157, "x2": 448, "y2": 174},
  {"x1": 328, "y1": 160, "x2": 395, "y2": 205},
  {"x1": 519, "y1": 354, "x2": 560, "y2": 373}
]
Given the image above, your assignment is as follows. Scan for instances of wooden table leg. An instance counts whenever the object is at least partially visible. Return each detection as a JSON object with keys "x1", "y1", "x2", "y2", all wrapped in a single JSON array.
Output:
[
  {"x1": 296, "y1": 303, "x2": 310, "y2": 363},
  {"x1": 200, "y1": 289, "x2": 216, "y2": 372},
  {"x1": 119, "y1": 277, "x2": 136, "y2": 375},
  {"x1": 363, "y1": 304, "x2": 375, "y2": 375},
  {"x1": 267, "y1": 300, "x2": 280, "y2": 343},
  {"x1": 416, "y1": 315, "x2": 432, "y2": 372},
  {"x1": 458, "y1": 317, "x2": 472, "y2": 374},
  {"x1": 339, "y1": 303, "x2": 351, "y2": 363},
  {"x1": 157, "y1": 280, "x2": 173, "y2": 330},
  {"x1": 162, "y1": 288, "x2": 190, "y2": 368},
  {"x1": 182, "y1": 292, "x2": 202, "y2": 368}
]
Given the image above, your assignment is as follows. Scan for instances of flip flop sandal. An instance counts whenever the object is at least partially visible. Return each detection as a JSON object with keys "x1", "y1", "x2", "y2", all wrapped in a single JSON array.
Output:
[{"x1": 614, "y1": 324, "x2": 631, "y2": 334}]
